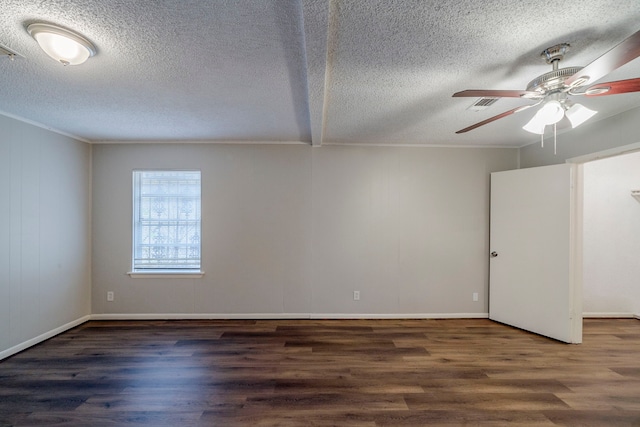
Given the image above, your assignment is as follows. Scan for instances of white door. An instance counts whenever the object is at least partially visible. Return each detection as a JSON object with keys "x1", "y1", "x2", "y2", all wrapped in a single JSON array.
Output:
[{"x1": 490, "y1": 164, "x2": 582, "y2": 343}]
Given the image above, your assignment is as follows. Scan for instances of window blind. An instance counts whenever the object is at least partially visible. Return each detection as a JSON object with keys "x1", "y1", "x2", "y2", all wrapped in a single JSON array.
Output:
[{"x1": 132, "y1": 170, "x2": 201, "y2": 271}]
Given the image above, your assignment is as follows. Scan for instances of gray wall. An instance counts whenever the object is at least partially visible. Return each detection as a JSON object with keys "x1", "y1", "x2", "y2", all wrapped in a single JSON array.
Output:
[
  {"x1": 519, "y1": 106, "x2": 640, "y2": 168},
  {"x1": 92, "y1": 143, "x2": 517, "y2": 317},
  {"x1": 0, "y1": 115, "x2": 91, "y2": 358},
  {"x1": 311, "y1": 146, "x2": 516, "y2": 315},
  {"x1": 92, "y1": 144, "x2": 313, "y2": 315}
]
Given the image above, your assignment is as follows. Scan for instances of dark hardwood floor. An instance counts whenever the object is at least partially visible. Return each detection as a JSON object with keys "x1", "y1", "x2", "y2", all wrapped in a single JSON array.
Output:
[{"x1": 1, "y1": 318, "x2": 639, "y2": 426}]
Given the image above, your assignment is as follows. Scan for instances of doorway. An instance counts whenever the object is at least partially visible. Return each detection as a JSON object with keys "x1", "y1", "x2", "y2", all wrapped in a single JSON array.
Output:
[{"x1": 580, "y1": 149, "x2": 640, "y2": 318}]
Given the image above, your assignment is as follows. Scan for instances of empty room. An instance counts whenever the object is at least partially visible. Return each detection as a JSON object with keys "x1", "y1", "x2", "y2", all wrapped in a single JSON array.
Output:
[{"x1": 1, "y1": 1, "x2": 640, "y2": 426}]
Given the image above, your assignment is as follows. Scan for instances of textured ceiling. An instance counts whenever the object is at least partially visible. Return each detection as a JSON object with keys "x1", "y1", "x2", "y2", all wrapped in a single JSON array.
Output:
[{"x1": 1, "y1": 0, "x2": 640, "y2": 147}]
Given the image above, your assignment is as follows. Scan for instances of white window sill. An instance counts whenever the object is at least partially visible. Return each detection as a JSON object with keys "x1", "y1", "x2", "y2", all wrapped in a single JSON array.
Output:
[{"x1": 127, "y1": 271, "x2": 205, "y2": 279}]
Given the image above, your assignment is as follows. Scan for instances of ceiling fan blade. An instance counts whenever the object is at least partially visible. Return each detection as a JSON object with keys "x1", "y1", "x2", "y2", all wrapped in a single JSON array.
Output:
[
  {"x1": 453, "y1": 89, "x2": 539, "y2": 98},
  {"x1": 455, "y1": 104, "x2": 535, "y2": 134},
  {"x1": 581, "y1": 78, "x2": 640, "y2": 97},
  {"x1": 565, "y1": 29, "x2": 640, "y2": 87}
]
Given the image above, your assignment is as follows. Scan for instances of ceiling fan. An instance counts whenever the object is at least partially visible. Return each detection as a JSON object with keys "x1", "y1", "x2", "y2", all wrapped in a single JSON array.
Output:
[{"x1": 453, "y1": 29, "x2": 640, "y2": 150}]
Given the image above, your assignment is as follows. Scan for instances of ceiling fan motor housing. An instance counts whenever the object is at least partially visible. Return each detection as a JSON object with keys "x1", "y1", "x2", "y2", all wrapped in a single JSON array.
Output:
[{"x1": 526, "y1": 66, "x2": 584, "y2": 94}]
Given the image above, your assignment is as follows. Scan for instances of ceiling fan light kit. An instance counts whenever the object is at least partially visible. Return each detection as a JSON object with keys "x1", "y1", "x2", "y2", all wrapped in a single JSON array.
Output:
[
  {"x1": 453, "y1": 29, "x2": 640, "y2": 153},
  {"x1": 522, "y1": 99, "x2": 597, "y2": 135},
  {"x1": 27, "y1": 23, "x2": 96, "y2": 66}
]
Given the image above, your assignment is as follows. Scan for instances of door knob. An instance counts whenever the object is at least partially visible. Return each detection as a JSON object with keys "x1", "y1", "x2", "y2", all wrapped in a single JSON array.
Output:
[{"x1": 490, "y1": 251, "x2": 498, "y2": 258}]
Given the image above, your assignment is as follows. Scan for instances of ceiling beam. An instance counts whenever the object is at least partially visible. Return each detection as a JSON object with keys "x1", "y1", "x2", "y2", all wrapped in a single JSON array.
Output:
[{"x1": 301, "y1": 0, "x2": 333, "y2": 147}]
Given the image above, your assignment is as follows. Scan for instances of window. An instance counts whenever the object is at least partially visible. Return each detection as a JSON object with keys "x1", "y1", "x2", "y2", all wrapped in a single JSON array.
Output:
[{"x1": 132, "y1": 170, "x2": 201, "y2": 273}]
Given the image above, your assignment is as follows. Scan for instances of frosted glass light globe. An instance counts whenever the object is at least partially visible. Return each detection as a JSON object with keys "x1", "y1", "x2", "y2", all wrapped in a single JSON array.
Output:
[
  {"x1": 28, "y1": 23, "x2": 96, "y2": 66},
  {"x1": 537, "y1": 100, "x2": 564, "y2": 125}
]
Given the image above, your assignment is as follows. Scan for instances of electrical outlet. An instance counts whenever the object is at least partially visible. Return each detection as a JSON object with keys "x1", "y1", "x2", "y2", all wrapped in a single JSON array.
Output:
[
  {"x1": 473, "y1": 292, "x2": 479, "y2": 302},
  {"x1": 353, "y1": 291, "x2": 360, "y2": 301},
  {"x1": 107, "y1": 291, "x2": 114, "y2": 302}
]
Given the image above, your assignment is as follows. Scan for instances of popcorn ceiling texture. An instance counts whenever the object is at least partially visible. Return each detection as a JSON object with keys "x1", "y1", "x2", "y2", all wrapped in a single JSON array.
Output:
[{"x1": 0, "y1": 0, "x2": 639, "y2": 146}]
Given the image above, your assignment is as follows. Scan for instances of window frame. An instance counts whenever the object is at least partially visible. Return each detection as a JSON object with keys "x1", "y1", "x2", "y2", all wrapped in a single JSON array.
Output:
[{"x1": 128, "y1": 169, "x2": 204, "y2": 278}]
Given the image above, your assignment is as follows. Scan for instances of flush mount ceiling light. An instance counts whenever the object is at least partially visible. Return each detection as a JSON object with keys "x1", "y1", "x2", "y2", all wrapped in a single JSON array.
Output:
[{"x1": 27, "y1": 23, "x2": 96, "y2": 66}]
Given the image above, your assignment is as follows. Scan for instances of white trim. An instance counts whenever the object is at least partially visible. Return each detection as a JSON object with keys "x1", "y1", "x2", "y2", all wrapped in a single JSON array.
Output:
[
  {"x1": 91, "y1": 313, "x2": 311, "y2": 320},
  {"x1": 90, "y1": 312, "x2": 489, "y2": 321},
  {"x1": 583, "y1": 312, "x2": 637, "y2": 318},
  {"x1": 127, "y1": 271, "x2": 205, "y2": 278},
  {"x1": 0, "y1": 315, "x2": 91, "y2": 361},
  {"x1": 92, "y1": 139, "x2": 310, "y2": 145},
  {"x1": 310, "y1": 313, "x2": 489, "y2": 319},
  {"x1": 2, "y1": 312, "x2": 631, "y2": 360},
  {"x1": 0, "y1": 110, "x2": 90, "y2": 143},
  {"x1": 91, "y1": 140, "x2": 521, "y2": 149},
  {"x1": 569, "y1": 164, "x2": 583, "y2": 343},
  {"x1": 322, "y1": 142, "x2": 519, "y2": 149}
]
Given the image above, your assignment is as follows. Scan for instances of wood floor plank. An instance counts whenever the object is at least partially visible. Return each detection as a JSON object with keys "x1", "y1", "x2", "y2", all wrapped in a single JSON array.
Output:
[
  {"x1": 403, "y1": 391, "x2": 570, "y2": 411},
  {"x1": 371, "y1": 409, "x2": 557, "y2": 426},
  {"x1": 0, "y1": 318, "x2": 639, "y2": 426},
  {"x1": 543, "y1": 410, "x2": 640, "y2": 427}
]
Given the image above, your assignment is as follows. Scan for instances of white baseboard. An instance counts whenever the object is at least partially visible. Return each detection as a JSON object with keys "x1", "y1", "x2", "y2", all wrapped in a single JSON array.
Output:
[
  {"x1": 5, "y1": 312, "x2": 633, "y2": 361},
  {"x1": 90, "y1": 313, "x2": 311, "y2": 320},
  {"x1": 309, "y1": 313, "x2": 489, "y2": 319},
  {"x1": 0, "y1": 315, "x2": 91, "y2": 361},
  {"x1": 6, "y1": 312, "x2": 635, "y2": 360},
  {"x1": 90, "y1": 312, "x2": 490, "y2": 321},
  {"x1": 583, "y1": 312, "x2": 637, "y2": 318}
]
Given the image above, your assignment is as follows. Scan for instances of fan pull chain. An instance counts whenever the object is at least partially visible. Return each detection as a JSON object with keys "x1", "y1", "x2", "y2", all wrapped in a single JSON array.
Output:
[{"x1": 554, "y1": 123, "x2": 557, "y2": 155}]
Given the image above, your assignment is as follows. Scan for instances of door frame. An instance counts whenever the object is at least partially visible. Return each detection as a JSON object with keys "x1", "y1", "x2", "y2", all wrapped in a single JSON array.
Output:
[
  {"x1": 568, "y1": 163, "x2": 583, "y2": 342},
  {"x1": 567, "y1": 141, "x2": 640, "y2": 326}
]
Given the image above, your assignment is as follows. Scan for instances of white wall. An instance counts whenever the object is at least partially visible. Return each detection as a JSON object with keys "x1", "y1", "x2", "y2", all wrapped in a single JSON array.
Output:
[
  {"x1": 91, "y1": 143, "x2": 517, "y2": 317},
  {"x1": 583, "y1": 151, "x2": 640, "y2": 316},
  {"x1": 0, "y1": 115, "x2": 92, "y2": 359}
]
